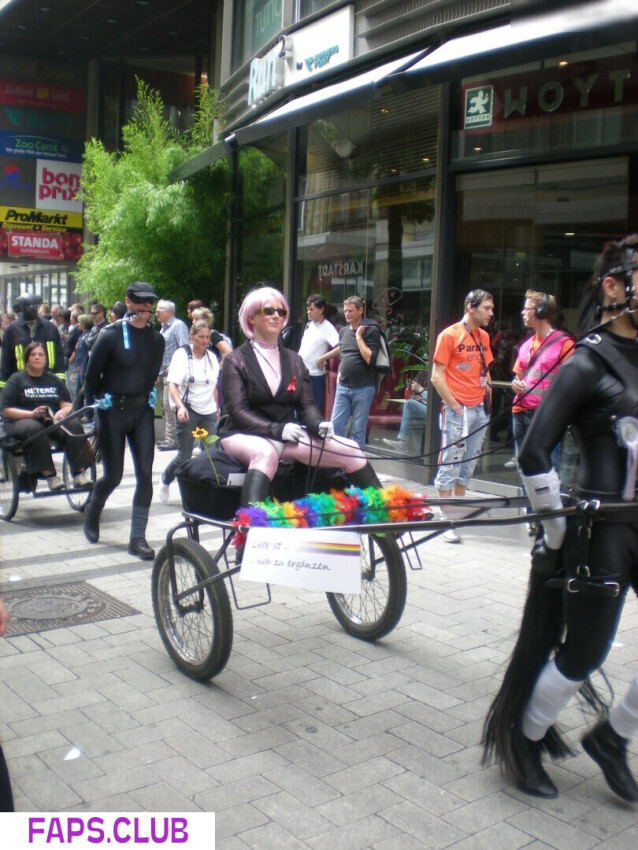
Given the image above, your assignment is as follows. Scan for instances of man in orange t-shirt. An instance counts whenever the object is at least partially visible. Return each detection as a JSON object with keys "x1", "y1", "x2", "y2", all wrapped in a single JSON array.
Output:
[{"x1": 431, "y1": 289, "x2": 494, "y2": 542}]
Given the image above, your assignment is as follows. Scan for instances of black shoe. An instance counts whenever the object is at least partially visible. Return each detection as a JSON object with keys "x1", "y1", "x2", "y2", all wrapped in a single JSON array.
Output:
[
  {"x1": 128, "y1": 538, "x2": 155, "y2": 560},
  {"x1": 511, "y1": 728, "x2": 558, "y2": 798},
  {"x1": 582, "y1": 720, "x2": 638, "y2": 802},
  {"x1": 83, "y1": 499, "x2": 102, "y2": 544}
]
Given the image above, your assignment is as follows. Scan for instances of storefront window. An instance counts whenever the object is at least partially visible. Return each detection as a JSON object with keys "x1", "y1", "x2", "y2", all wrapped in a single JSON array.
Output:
[
  {"x1": 454, "y1": 156, "x2": 632, "y2": 485},
  {"x1": 233, "y1": 0, "x2": 283, "y2": 70},
  {"x1": 294, "y1": 86, "x2": 439, "y2": 453},
  {"x1": 230, "y1": 141, "x2": 286, "y2": 338},
  {"x1": 452, "y1": 43, "x2": 638, "y2": 165}
]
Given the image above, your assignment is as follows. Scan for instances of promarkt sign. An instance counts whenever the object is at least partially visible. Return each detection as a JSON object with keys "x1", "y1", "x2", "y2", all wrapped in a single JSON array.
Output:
[
  {"x1": 8, "y1": 230, "x2": 63, "y2": 259},
  {"x1": 0, "y1": 205, "x2": 83, "y2": 231},
  {"x1": 36, "y1": 159, "x2": 82, "y2": 212}
]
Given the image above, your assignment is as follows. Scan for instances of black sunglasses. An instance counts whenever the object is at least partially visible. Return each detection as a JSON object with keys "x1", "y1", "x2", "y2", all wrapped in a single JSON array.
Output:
[{"x1": 258, "y1": 306, "x2": 288, "y2": 317}]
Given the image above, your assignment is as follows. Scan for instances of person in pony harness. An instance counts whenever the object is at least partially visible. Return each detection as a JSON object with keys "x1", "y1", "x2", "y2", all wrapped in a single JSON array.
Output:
[
  {"x1": 82, "y1": 282, "x2": 165, "y2": 560},
  {"x1": 511, "y1": 290, "x2": 575, "y2": 531},
  {"x1": 484, "y1": 235, "x2": 638, "y2": 803}
]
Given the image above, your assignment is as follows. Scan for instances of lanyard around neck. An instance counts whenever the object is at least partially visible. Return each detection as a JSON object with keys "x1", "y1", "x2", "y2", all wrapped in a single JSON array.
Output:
[{"x1": 462, "y1": 322, "x2": 487, "y2": 374}]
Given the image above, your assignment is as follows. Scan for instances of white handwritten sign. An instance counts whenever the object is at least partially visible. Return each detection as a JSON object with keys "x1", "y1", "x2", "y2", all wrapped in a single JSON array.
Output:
[{"x1": 239, "y1": 528, "x2": 361, "y2": 593}]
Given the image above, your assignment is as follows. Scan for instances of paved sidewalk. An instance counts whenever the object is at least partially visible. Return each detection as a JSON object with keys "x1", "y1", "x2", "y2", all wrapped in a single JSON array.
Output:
[{"x1": 1, "y1": 450, "x2": 638, "y2": 848}]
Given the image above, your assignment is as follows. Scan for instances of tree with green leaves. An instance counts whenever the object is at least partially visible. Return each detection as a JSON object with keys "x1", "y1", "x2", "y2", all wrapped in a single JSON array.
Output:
[{"x1": 75, "y1": 79, "x2": 229, "y2": 311}]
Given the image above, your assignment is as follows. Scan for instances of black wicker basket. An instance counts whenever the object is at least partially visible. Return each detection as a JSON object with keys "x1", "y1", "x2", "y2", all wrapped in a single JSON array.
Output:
[{"x1": 177, "y1": 476, "x2": 242, "y2": 521}]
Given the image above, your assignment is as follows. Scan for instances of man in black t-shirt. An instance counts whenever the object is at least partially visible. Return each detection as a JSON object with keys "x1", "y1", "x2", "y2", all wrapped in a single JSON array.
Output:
[
  {"x1": 317, "y1": 295, "x2": 380, "y2": 449},
  {"x1": 83, "y1": 282, "x2": 164, "y2": 560}
]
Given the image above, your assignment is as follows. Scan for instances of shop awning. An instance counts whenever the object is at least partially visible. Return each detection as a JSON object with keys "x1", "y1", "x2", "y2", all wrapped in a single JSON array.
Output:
[
  {"x1": 396, "y1": 0, "x2": 638, "y2": 86},
  {"x1": 168, "y1": 50, "x2": 426, "y2": 182},
  {"x1": 227, "y1": 50, "x2": 426, "y2": 148}
]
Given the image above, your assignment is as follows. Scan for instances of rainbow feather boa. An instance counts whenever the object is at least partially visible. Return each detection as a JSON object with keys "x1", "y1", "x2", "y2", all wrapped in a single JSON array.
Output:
[{"x1": 232, "y1": 483, "x2": 432, "y2": 547}]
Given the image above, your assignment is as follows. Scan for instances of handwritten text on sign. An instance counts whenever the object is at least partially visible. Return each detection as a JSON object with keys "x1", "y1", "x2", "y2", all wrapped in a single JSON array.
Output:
[{"x1": 240, "y1": 528, "x2": 361, "y2": 593}]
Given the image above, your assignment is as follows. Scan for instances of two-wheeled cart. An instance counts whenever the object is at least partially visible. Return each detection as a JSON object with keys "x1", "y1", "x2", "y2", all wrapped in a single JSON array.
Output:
[{"x1": 152, "y1": 489, "x2": 556, "y2": 681}]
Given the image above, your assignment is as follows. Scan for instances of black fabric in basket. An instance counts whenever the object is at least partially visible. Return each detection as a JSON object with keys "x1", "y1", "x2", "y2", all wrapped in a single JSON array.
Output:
[
  {"x1": 177, "y1": 443, "x2": 246, "y2": 519},
  {"x1": 180, "y1": 443, "x2": 246, "y2": 485},
  {"x1": 177, "y1": 477, "x2": 242, "y2": 520}
]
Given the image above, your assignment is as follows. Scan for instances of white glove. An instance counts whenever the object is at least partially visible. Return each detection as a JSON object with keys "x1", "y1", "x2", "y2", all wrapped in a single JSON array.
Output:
[
  {"x1": 521, "y1": 469, "x2": 566, "y2": 550},
  {"x1": 282, "y1": 423, "x2": 303, "y2": 442},
  {"x1": 318, "y1": 421, "x2": 334, "y2": 440}
]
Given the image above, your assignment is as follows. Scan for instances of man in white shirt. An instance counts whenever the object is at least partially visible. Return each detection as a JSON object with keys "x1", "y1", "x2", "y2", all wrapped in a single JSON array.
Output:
[{"x1": 298, "y1": 294, "x2": 339, "y2": 415}]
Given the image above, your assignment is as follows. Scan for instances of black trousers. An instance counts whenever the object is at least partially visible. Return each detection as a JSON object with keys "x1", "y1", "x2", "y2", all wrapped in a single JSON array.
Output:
[
  {"x1": 0, "y1": 744, "x2": 14, "y2": 812},
  {"x1": 5, "y1": 417, "x2": 90, "y2": 476},
  {"x1": 555, "y1": 517, "x2": 638, "y2": 681},
  {"x1": 93, "y1": 404, "x2": 154, "y2": 509}
]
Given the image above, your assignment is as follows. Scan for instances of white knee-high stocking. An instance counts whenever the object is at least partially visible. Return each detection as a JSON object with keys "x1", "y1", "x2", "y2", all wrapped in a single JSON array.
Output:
[
  {"x1": 610, "y1": 675, "x2": 638, "y2": 740},
  {"x1": 522, "y1": 659, "x2": 583, "y2": 741}
]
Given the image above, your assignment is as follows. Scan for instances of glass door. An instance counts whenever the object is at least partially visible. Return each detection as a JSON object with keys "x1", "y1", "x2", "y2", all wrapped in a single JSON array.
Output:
[{"x1": 455, "y1": 156, "x2": 631, "y2": 486}]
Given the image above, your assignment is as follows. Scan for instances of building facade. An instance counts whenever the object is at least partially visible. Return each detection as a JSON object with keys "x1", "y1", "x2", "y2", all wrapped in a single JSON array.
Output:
[{"x1": 206, "y1": 0, "x2": 638, "y2": 488}]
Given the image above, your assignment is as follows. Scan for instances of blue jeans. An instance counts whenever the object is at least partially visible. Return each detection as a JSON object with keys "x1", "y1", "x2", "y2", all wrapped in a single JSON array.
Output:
[
  {"x1": 330, "y1": 383, "x2": 376, "y2": 449},
  {"x1": 398, "y1": 398, "x2": 427, "y2": 453},
  {"x1": 433, "y1": 402, "x2": 489, "y2": 491},
  {"x1": 309, "y1": 374, "x2": 326, "y2": 414}
]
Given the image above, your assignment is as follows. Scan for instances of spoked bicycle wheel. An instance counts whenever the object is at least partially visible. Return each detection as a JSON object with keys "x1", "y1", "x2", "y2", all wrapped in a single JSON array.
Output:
[
  {"x1": 326, "y1": 532, "x2": 406, "y2": 640},
  {"x1": 152, "y1": 538, "x2": 233, "y2": 680},
  {"x1": 0, "y1": 447, "x2": 19, "y2": 521},
  {"x1": 62, "y1": 456, "x2": 96, "y2": 511}
]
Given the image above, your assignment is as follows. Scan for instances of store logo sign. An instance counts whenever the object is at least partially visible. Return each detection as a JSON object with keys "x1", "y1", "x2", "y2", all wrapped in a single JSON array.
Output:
[
  {"x1": 36, "y1": 159, "x2": 82, "y2": 212},
  {"x1": 464, "y1": 86, "x2": 494, "y2": 128},
  {"x1": 248, "y1": 41, "x2": 285, "y2": 107}
]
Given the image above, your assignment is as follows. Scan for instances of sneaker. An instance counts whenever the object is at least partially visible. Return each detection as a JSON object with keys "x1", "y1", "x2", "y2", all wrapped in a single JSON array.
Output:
[
  {"x1": 158, "y1": 479, "x2": 170, "y2": 502},
  {"x1": 442, "y1": 528, "x2": 462, "y2": 544},
  {"x1": 47, "y1": 475, "x2": 64, "y2": 492},
  {"x1": 73, "y1": 471, "x2": 93, "y2": 489},
  {"x1": 504, "y1": 457, "x2": 518, "y2": 469},
  {"x1": 382, "y1": 437, "x2": 409, "y2": 451}
]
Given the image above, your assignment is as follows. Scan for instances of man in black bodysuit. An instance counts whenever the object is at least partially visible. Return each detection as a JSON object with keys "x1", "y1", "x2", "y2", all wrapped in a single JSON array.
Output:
[
  {"x1": 484, "y1": 235, "x2": 638, "y2": 803},
  {"x1": 83, "y1": 282, "x2": 164, "y2": 559}
]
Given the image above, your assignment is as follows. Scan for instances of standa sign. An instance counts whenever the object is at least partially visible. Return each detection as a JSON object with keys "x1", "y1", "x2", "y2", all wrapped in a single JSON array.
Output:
[
  {"x1": 464, "y1": 86, "x2": 494, "y2": 128},
  {"x1": 7, "y1": 230, "x2": 63, "y2": 259},
  {"x1": 35, "y1": 159, "x2": 82, "y2": 212}
]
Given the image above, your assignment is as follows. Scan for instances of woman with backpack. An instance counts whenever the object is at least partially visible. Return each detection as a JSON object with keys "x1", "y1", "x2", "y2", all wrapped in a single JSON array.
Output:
[{"x1": 157, "y1": 319, "x2": 219, "y2": 502}]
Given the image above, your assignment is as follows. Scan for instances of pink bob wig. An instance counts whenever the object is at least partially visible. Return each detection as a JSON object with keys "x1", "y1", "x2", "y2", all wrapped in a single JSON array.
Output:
[{"x1": 238, "y1": 285, "x2": 290, "y2": 339}]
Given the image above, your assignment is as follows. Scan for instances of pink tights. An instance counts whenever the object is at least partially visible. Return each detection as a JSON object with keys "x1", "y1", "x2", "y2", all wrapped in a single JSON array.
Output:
[{"x1": 219, "y1": 431, "x2": 368, "y2": 480}]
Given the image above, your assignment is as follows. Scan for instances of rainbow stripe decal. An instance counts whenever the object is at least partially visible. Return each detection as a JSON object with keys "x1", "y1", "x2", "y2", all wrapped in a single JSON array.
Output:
[{"x1": 297, "y1": 541, "x2": 361, "y2": 557}]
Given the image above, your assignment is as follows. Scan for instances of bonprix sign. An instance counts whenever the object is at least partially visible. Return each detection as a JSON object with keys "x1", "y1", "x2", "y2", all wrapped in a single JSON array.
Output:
[
  {"x1": 36, "y1": 159, "x2": 82, "y2": 212},
  {"x1": 0, "y1": 130, "x2": 82, "y2": 161},
  {"x1": 247, "y1": 5, "x2": 353, "y2": 107},
  {"x1": 0, "y1": 79, "x2": 85, "y2": 114}
]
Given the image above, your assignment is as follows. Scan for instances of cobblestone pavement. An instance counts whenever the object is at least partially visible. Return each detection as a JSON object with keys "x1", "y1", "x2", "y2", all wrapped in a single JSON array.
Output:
[{"x1": 1, "y1": 448, "x2": 638, "y2": 848}]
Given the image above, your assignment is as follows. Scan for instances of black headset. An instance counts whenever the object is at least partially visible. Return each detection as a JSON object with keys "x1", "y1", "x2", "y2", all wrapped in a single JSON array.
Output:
[
  {"x1": 602, "y1": 247, "x2": 637, "y2": 300},
  {"x1": 534, "y1": 292, "x2": 550, "y2": 320}
]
